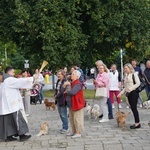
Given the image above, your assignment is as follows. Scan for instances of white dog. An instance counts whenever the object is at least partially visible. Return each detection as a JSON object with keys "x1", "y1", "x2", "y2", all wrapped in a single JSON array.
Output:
[
  {"x1": 91, "y1": 104, "x2": 100, "y2": 120},
  {"x1": 85, "y1": 103, "x2": 92, "y2": 119},
  {"x1": 143, "y1": 100, "x2": 150, "y2": 109}
]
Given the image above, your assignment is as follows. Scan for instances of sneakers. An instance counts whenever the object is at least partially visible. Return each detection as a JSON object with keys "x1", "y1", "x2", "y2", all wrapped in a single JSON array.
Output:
[
  {"x1": 20, "y1": 134, "x2": 31, "y2": 142},
  {"x1": 66, "y1": 132, "x2": 75, "y2": 136},
  {"x1": 119, "y1": 104, "x2": 122, "y2": 109},
  {"x1": 59, "y1": 129, "x2": 69, "y2": 134},
  {"x1": 112, "y1": 104, "x2": 122, "y2": 109},
  {"x1": 71, "y1": 134, "x2": 81, "y2": 138},
  {"x1": 99, "y1": 119, "x2": 109, "y2": 123},
  {"x1": 112, "y1": 104, "x2": 115, "y2": 109}
]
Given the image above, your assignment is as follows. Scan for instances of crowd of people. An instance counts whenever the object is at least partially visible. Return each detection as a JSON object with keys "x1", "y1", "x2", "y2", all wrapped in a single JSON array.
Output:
[{"x1": 0, "y1": 59, "x2": 150, "y2": 141}]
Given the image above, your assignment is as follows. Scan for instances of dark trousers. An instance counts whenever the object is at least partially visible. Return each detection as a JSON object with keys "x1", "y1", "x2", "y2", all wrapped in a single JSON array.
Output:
[
  {"x1": 128, "y1": 90, "x2": 140, "y2": 123},
  {"x1": 107, "y1": 98, "x2": 113, "y2": 117}
]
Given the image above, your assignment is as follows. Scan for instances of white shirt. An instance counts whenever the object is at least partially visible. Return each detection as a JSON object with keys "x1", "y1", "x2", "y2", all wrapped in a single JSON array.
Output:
[
  {"x1": 109, "y1": 70, "x2": 120, "y2": 91},
  {"x1": 33, "y1": 73, "x2": 44, "y2": 84}
]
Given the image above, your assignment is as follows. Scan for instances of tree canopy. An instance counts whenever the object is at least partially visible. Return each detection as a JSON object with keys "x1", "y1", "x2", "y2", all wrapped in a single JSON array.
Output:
[{"x1": 0, "y1": 0, "x2": 149, "y2": 70}]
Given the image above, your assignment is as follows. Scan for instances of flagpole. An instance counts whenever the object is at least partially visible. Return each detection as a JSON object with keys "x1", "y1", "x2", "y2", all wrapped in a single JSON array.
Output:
[{"x1": 120, "y1": 48, "x2": 123, "y2": 80}]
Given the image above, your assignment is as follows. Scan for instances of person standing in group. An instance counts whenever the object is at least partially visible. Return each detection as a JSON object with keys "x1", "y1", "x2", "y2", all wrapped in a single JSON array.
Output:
[
  {"x1": 118, "y1": 63, "x2": 141, "y2": 129},
  {"x1": 54, "y1": 69, "x2": 69, "y2": 134},
  {"x1": 93, "y1": 64, "x2": 109, "y2": 123},
  {"x1": 143, "y1": 60, "x2": 150, "y2": 100},
  {"x1": 74, "y1": 63, "x2": 86, "y2": 89},
  {"x1": 0, "y1": 66, "x2": 33, "y2": 142},
  {"x1": 64, "y1": 70, "x2": 85, "y2": 138},
  {"x1": 20, "y1": 70, "x2": 31, "y2": 117},
  {"x1": 109, "y1": 64, "x2": 122, "y2": 109},
  {"x1": 33, "y1": 68, "x2": 45, "y2": 103},
  {"x1": 95, "y1": 60, "x2": 113, "y2": 119},
  {"x1": 131, "y1": 59, "x2": 143, "y2": 107}
]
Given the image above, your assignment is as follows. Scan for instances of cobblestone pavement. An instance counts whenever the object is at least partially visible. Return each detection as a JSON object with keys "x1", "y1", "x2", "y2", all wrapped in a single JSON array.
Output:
[{"x1": 0, "y1": 99, "x2": 150, "y2": 150}]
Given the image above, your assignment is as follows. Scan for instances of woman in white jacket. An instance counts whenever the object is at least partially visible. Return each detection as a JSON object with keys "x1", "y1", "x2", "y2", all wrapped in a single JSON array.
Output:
[{"x1": 118, "y1": 63, "x2": 141, "y2": 129}]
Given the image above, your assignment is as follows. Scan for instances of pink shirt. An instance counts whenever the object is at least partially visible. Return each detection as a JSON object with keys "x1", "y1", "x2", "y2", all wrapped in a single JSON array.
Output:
[{"x1": 95, "y1": 72, "x2": 109, "y2": 98}]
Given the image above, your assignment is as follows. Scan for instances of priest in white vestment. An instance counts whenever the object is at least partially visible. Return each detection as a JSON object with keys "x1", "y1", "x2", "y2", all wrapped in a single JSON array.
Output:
[{"x1": 0, "y1": 66, "x2": 33, "y2": 142}]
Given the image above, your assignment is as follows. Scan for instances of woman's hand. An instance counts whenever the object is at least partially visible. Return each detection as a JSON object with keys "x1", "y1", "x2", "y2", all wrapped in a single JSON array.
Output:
[
  {"x1": 117, "y1": 93, "x2": 121, "y2": 98},
  {"x1": 64, "y1": 90, "x2": 67, "y2": 94},
  {"x1": 63, "y1": 81, "x2": 70, "y2": 87},
  {"x1": 93, "y1": 79, "x2": 97, "y2": 85}
]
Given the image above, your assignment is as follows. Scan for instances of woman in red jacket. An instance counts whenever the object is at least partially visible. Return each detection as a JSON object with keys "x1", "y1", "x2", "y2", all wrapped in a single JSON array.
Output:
[{"x1": 65, "y1": 70, "x2": 85, "y2": 138}]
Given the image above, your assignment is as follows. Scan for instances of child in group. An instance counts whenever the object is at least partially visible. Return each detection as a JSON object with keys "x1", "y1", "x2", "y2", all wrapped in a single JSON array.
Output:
[{"x1": 31, "y1": 84, "x2": 40, "y2": 96}]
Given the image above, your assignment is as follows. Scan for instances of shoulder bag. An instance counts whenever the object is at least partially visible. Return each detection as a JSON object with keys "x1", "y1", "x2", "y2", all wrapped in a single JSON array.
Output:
[
  {"x1": 95, "y1": 87, "x2": 107, "y2": 97},
  {"x1": 132, "y1": 74, "x2": 146, "y2": 93}
]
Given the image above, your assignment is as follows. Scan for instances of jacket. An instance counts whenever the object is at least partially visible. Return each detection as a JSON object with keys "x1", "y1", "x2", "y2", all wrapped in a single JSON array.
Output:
[
  {"x1": 67, "y1": 79, "x2": 85, "y2": 111},
  {"x1": 55, "y1": 78, "x2": 66, "y2": 106},
  {"x1": 120, "y1": 72, "x2": 140, "y2": 95}
]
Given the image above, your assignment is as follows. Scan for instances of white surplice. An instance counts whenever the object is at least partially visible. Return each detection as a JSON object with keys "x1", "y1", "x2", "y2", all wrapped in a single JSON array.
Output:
[{"x1": 0, "y1": 77, "x2": 33, "y2": 115}]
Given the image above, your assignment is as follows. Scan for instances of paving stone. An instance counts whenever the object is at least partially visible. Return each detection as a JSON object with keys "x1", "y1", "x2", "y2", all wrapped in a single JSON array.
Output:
[{"x1": 0, "y1": 100, "x2": 150, "y2": 150}]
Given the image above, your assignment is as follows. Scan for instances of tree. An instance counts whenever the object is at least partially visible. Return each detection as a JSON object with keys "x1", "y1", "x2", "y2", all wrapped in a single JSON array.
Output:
[{"x1": 0, "y1": 0, "x2": 149, "y2": 70}]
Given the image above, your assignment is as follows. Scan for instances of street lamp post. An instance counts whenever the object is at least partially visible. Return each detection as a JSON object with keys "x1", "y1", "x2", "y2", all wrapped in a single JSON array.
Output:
[{"x1": 120, "y1": 48, "x2": 124, "y2": 80}]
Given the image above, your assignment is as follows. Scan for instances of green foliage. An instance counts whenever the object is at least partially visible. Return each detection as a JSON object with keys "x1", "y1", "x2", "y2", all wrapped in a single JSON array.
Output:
[
  {"x1": 0, "y1": 0, "x2": 149, "y2": 70},
  {"x1": 0, "y1": 41, "x2": 17, "y2": 68}
]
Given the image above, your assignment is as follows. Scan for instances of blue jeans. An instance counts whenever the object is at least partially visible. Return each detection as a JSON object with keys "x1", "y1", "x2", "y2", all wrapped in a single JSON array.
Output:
[
  {"x1": 40, "y1": 86, "x2": 44, "y2": 101},
  {"x1": 107, "y1": 98, "x2": 113, "y2": 118},
  {"x1": 145, "y1": 85, "x2": 150, "y2": 100},
  {"x1": 57, "y1": 105, "x2": 68, "y2": 130}
]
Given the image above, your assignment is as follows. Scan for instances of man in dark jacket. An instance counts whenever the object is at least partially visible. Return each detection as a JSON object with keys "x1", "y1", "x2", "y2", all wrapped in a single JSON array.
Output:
[
  {"x1": 131, "y1": 59, "x2": 143, "y2": 107},
  {"x1": 143, "y1": 60, "x2": 150, "y2": 100},
  {"x1": 54, "y1": 69, "x2": 69, "y2": 134}
]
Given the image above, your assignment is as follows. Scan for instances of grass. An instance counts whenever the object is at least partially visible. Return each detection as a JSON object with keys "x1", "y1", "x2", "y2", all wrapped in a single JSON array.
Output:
[{"x1": 43, "y1": 90, "x2": 148, "y2": 101}]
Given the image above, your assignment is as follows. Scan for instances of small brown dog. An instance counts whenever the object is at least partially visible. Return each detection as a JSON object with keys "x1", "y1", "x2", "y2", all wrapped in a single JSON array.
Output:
[
  {"x1": 36, "y1": 122, "x2": 49, "y2": 136},
  {"x1": 44, "y1": 99, "x2": 56, "y2": 110},
  {"x1": 116, "y1": 111, "x2": 130, "y2": 130}
]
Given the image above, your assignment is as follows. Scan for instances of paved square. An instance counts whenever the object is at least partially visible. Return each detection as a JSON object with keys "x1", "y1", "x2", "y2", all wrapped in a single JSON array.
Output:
[{"x1": 0, "y1": 100, "x2": 150, "y2": 150}]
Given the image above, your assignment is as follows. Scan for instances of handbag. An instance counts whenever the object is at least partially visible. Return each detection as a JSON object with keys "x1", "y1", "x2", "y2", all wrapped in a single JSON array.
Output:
[
  {"x1": 132, "y1": 74, "x2": 146, "y2": 93},
  {"x1": 95, "y1": 87, "x2": 107, "y2": 97}
]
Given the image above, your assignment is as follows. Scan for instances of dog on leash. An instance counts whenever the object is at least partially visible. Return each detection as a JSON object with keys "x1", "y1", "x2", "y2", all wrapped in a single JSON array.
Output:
[
  {"x1": 143, "y1": 100, "x2": 150, "y2": 109},
  {"x1": 91, "y1": 104, "x2": 100, "y2": 120},
  {"x1": 85, "y1": 103, "x2": 92, "y2": 119},
  {"x1": 44, "y1": 99, "x2": 56, "y2": 110},
  {"x1": 36, "y1": 122, "x2": 49, "y2": 136},
  {"x1": 116, "y1": 111, "x2": 130, "y2": 130}
]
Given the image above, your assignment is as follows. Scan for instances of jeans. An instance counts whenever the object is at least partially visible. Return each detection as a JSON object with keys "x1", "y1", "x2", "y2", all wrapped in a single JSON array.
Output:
[
  {"x1": 107, "y1": 98, "x2": 113, "y2": 118},
  {"x1": 57, "y1": 105, "x2": 68, "y2": 130},
  {"x1": 145, "y1": 85, "x2": 150, "y2": 100},
  {"x1": 40, "y1": 86, "x2": 44, "y2": 101},
  {"x1": 138, "y1": 92, "x2": 143, "y2": 104}
]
